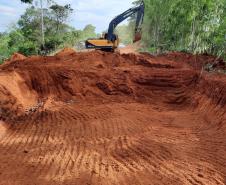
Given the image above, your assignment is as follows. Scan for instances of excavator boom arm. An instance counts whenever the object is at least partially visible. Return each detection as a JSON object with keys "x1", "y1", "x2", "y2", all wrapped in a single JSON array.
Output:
[
  {"x1": 107, "y1": 1, "x2": 144, "y2": 41},
  {"x1": 85, "y1": 1, "x2": 144, "y2": 51}
]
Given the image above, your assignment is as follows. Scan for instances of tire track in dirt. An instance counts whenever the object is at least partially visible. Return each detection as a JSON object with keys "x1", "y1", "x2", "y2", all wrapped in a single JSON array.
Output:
[
  {"x1": 1, "y1": 103, "x2": 225, "y2": 185},
  {"x1": 0, "y1": 51, "x2": 225, "y2": 185},
  {"x1": 2, "y1": 114, "x2": 36, "y2": 154}
]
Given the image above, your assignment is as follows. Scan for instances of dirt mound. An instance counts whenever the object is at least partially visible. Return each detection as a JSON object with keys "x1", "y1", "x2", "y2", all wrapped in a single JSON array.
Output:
[
  {"x1": 119, "y1": 42, "x2": 142, "y2": 54},
  {"x1": 0, "y1": 50, "x2": 225, "y2": 185},
  {"x1": 0, "y1": 71, "x2": 37, "y2": 121},
  {"x1": 55, "y1": 47, "x2": 76, "y2": 57},
  {"x1": 7, "y1": 53, "x2": 27, "y2": 62},
  {"x1": 165, "y1": 51, "x2": 226, "y2": 71}
]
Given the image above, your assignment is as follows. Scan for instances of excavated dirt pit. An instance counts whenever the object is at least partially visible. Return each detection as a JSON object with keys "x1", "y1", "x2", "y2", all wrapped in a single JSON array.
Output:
[{"x1": 0, "y1": 50, "x2": 225, "y2": 185}]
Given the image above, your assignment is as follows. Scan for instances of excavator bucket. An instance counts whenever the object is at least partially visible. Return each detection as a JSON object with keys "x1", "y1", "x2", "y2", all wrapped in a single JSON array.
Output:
[{"x1": 133, "y1": 32, "x2": 142, "y2": 43}]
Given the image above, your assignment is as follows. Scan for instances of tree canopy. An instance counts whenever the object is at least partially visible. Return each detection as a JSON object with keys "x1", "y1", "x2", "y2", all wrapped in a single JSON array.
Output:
[
  {"x1": 137, "y1": 0, "x2": 225, "y2": 58},
  {"x1": 0, "y1": 2, "x2": 97, "y2": 63},
  {"x1": 50, "y1": 4, "x2": 73, "y2": 32}
]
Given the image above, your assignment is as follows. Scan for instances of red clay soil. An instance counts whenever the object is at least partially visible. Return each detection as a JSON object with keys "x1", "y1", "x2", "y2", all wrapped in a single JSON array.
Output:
[
  {"x1": 11, "y1": 53, "x2": 27, "y2": 61},
  {"x1": 55, "y1": 47, "x2": 76, "y2": 57},
  {"x1": 0, "y1": 49, "x2": 225, "y2": 185},
  {"x1": 4, "y1": 53, "x2": 27, "y2": 63}
]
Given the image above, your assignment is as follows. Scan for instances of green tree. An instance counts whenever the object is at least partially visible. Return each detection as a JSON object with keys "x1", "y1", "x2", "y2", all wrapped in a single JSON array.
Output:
[
  {"x1": 0, "y1": 34, "x2": 10, "y2": 63},
  {"x1": 17, "y1": 3, "x2": 75, "y2": 54},
  {"x1": 115, "y1": 23, "x2": 135, "y2": 45},
  {"x1": 50, "y1": 4, "x2": 73, "y2": 32},
  {"x1": 137, "y1": 0, "x2": 225, "y2": 58},
  {"x1": 82, "y1": 24, "x2": 97, "y2": 39},
  {"x1": 18, "y1": 6, "x2": 44, "y2": 54}
]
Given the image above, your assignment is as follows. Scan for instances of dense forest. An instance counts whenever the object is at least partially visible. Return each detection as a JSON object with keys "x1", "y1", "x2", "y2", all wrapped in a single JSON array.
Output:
[
  {"x1": 0, "y1": 0, "x2": 225, "y2": 64},
  {"x1": 136, "y1": 0, "x2": 225, "y2": 58}
]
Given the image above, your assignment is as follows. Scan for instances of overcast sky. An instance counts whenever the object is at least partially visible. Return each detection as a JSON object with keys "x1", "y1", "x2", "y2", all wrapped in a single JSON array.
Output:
[{"x1": 0, "y1": 0, "x2": 134, "y2": 33}]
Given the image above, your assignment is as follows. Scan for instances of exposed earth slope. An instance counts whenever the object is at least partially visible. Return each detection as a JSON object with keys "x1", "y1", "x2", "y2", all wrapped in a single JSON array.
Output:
[{"x1": 0, "y1": 50, "x2": 225, "y2": 185}]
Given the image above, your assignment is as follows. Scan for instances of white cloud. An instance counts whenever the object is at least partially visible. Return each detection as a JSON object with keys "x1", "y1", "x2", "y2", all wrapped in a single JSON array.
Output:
[{"x1": 0, "y1": 5, "x2": 17, "y2": 16}]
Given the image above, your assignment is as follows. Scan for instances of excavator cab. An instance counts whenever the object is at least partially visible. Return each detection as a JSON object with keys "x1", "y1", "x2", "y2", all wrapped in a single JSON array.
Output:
[
  {"x1": 85, "y1": 34, "x2": 119, "y2": 51},
  {"x1": 85, "y1": 1, "x2": 144, "y2": 51}
]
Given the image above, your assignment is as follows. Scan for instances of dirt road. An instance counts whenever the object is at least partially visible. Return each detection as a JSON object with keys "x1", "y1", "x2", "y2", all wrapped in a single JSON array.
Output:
[{"x1": 0, "y1": 49, "x2": 225, "y2": 185}]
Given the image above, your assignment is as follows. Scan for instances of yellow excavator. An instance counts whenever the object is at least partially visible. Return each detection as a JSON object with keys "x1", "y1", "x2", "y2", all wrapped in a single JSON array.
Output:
[{"x1": 85, "y1": 1, "x2": 145, "y2": 51}]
